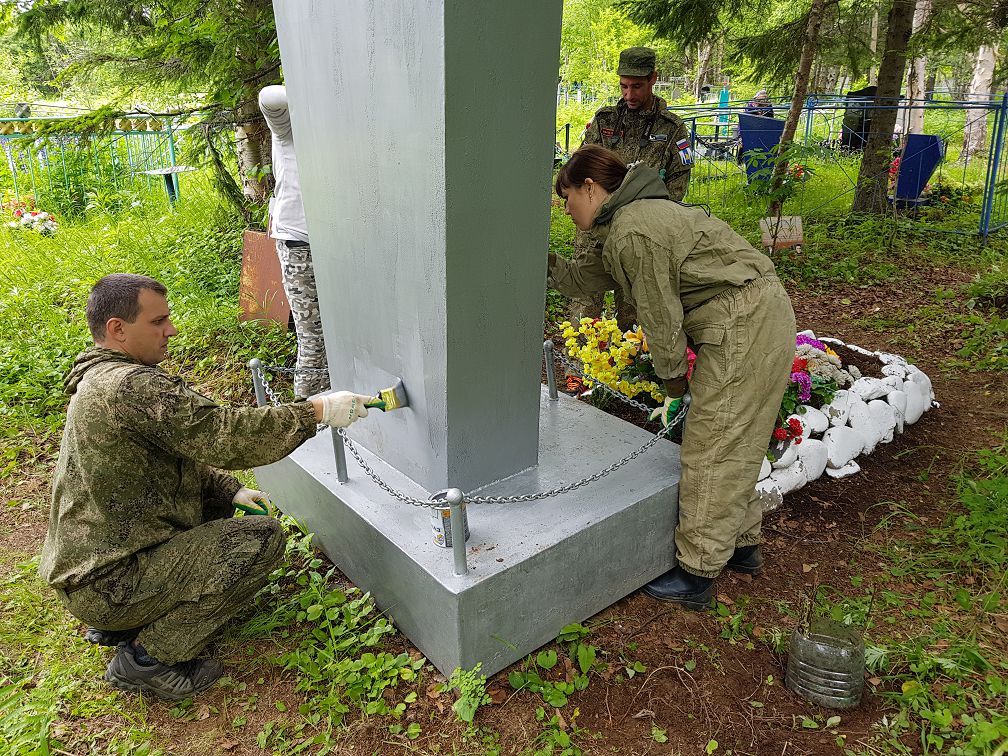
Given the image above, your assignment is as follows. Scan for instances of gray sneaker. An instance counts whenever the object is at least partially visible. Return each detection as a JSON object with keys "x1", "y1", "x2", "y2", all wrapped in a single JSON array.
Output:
[{"x1": 104, "y1": 644, "x2": 224, "y2": 700}]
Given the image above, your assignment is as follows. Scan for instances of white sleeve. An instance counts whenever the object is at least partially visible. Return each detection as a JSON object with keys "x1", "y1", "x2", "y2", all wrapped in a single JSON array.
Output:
[{"x1": 258, "y1": 85, "x2": 292, "y2": 140}]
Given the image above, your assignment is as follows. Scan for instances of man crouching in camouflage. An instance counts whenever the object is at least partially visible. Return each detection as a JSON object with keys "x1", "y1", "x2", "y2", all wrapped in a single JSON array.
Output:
[{"x1": 39, "y1": 273, "x2": 373, "y2": 700}]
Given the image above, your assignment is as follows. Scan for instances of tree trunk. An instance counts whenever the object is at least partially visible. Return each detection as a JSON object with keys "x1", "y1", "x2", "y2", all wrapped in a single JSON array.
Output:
[
  {"x1": 851, "y1": 0, "x2": 918, "y2": 213},
  {"x1": 695, "y1": 43, "x2": 712, "y2": 99},
  {"x1": 962, "y1": 44, "x2": 997, "y2": 158},
  {"x1": 868, "y1": 9, "x2": 880, "y2": 85},
  {"x1": 924, "y1": 70, "x2": 935, "y2": 100},
  {"x1": 905, "y1": 0, "x2": 931, "y2": 135},
  {"x1": 234, "y1": 98, "x2": 272, "y2": 205},
  {"x1": 766, "y1": 0, "x2": 827, "y2": 218}
]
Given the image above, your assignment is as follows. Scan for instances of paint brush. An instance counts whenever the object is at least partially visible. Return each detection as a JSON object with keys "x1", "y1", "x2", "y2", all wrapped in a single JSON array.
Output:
[{"x1": 364, "y1": 378, "x2": 409, "y2": 411}]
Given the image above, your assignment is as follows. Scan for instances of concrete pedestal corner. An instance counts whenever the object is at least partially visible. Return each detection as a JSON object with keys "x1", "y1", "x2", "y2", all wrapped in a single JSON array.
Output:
[{"x1": 256, "y1": 389, "x2": 680, "y2": 677}]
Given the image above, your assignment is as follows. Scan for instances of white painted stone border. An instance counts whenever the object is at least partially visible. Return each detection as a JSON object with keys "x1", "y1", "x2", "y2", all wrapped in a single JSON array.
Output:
[{"x1": 755, "y1": 331, "x2": 938, "y2": 514}]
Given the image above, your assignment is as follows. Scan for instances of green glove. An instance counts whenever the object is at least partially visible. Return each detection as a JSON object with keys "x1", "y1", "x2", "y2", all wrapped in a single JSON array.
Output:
[{"x1": 649, "y1": 393, "x2": 690, "y2": 429}]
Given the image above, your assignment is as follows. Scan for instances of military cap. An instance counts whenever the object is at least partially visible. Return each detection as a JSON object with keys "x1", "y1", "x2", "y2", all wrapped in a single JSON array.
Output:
[{"x1": 617, "y1": 47, "x2": 656, "y2": 77}]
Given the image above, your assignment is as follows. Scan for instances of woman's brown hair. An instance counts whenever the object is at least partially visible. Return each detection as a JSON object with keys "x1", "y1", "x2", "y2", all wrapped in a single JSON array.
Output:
[{"x1": 555, "y1": 144, "x2": 629, "y2": 197}]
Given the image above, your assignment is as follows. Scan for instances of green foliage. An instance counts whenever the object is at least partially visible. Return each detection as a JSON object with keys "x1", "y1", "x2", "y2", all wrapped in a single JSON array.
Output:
[
  {"x1": 11, "y1": 1, "x2": 279, "y2": 112},
  {"x1": 509, "y1": 625, "x2": 598, "y2": 711},
  {"x1": 0, "y1": 556, "x2": 162, "y2": 755},
  {"x1": 444, "y1": 664, "x2": 491, "y2": 725},
  {"x1": 0, "y1": 173, "x2": 296, "y2": 466},
  {"x1": 532, "y1": 706, "x2": 584, "y2": 756},
  {"x1": 849, "y1": 441, "x2": 1008, "y2": 755},
  {"x1": 238, "y1": 517, "x2": 424, "y2": 744}
]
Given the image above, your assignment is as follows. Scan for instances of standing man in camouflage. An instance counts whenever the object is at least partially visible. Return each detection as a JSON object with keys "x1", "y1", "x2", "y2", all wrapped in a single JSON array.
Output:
[
  {"x1": 39, "y1": 274, "x2": 372, "y2": 700},
  {"x1": 259, "y1": 85, "x2": 329, "y2": 399},
  {"x1": 568, "y1": 47, "x2": 693, "y2": 331}
]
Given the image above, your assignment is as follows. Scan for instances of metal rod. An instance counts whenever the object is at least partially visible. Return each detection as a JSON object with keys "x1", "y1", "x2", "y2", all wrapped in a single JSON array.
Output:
[
  {"x1": 543, "y1": 340, "x2": 558, "y2": 400},
  {"x1": 249, "y1": 358, "x2": 267, "y2": 407},
  {"x1": 331, "y1": 427, "x2": 349, "y2": 483},
  {"x1": 980, "y1": 93, "x2": 1008, "y2": 239},
  {"x1": 565, "y1": 123, "x2": 570, "y2": 153},
  {"x1": 446, "y1": 488, "x2": 467, "y2": 576}
]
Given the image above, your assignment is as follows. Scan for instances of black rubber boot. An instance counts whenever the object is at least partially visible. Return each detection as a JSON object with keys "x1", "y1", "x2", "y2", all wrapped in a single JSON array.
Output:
[
  {"x1": 84, "y1": 627, "x2": 143, "y2": 647},
  {"x1": 726, "y1": 545, "x2": 763, "y2": 575},
  {"x1": 104, "y1": 643, "x2": 224, "y2": 700},
  {"x1": 642, "y1": 566, "x2": 714, "y2": 610}
]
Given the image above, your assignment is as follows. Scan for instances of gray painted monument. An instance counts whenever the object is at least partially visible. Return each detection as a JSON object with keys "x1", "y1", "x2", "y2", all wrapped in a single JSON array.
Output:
[{"x1": 261, "y1": 0, "x2": 682, "y2": 676}]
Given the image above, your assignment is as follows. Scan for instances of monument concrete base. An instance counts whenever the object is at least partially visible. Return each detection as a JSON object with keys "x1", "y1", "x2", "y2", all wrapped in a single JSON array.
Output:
[{"x1": 255, "y1": 388, "x2": 680, "y2": 677}]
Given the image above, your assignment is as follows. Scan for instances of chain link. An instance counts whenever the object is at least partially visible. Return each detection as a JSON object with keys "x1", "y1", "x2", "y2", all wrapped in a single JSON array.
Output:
[
  {"x1": 262, "y1": 364, "x2": 330, "y2": 376},
  {"x1": 252, "y1": 354, "x2": 685, "y2": 507},
  {"x1": 255, "y1": 366, "x2": 286, "y2": 408},
  {"x1": 551, "y1": 349, "x2": 656, "y2": 413}
]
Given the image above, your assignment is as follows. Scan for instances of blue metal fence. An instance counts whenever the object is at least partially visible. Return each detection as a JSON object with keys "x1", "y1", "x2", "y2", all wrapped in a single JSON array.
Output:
[{"x1": 649, "y1": 94, "x2": 1008, "y2": 238}]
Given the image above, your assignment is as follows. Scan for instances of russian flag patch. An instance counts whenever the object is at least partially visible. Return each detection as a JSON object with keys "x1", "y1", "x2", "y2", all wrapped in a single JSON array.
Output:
[{"x1": 676, "y1": 137, "x2": 693, "y2": 166}]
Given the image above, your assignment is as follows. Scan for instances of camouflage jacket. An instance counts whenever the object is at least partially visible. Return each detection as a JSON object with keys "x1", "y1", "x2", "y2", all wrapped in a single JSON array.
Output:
[
  {"x1": 39, "y1": 347, "x2": 318, "y2": 590},
  {"x1": 582, "y1": 96, "x2": 691, "y2": 202},
  {"x1": 549, "y1": 166, "x2": 777, "y2": 385}
]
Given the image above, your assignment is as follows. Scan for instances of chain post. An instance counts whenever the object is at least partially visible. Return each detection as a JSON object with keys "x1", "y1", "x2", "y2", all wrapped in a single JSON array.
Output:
[
  {"x1": 543, "y1": 340, "x2": 558, "y2": 400},
  {"x1": 249, "y1": 358, "x2": 267, "y2": 407},
  {"x1": 446, "y1": 488, "x2": 468, "y2": 575},
  {"x1": 331, "y1": 427, "x2": 349, "y2": 483}
]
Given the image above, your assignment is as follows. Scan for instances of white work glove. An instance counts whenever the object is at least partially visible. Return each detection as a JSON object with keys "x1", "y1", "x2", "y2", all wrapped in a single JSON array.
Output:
[
  {"x1": 232, "y1": 487, "x2": 271, "y2": 515},
  {"x1": 316, "y1": 391, "x2": 372, "y2": 428}
]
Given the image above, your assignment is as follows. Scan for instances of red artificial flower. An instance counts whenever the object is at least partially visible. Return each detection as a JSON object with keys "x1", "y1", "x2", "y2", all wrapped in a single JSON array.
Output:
[
  {"x1": 787, "y1": 417, "x2": 803, "y2": 432},
  {"x1": 598, "y1": 341, "x2": 607, "y2": 350},
  {"x1": 792, "y1": 357, "x2": 808, "y2": 373},
  {"x1": 795, "y1": 437, "x2": 803, "y2": 444},
  {"x1": 13, "y1": 209, "x2": 22, "y2": 218},
  {"x1": 773, "y1": 427, "x2": 787, "y2": 441}
]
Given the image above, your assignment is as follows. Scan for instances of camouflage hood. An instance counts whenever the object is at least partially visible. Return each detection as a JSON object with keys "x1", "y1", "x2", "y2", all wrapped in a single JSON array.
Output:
[{"x1": 64, "y1": 347, "x2": 140, "y2": 396}]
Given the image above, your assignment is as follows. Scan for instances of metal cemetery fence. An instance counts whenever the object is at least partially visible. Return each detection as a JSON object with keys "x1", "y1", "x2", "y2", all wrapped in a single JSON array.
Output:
[
  {"x1": 559, "y1": 92, "x2": 1008, "y2": 238},
  {"x1": 0, "y1": 111, "x2": 180, "y2": 215}
]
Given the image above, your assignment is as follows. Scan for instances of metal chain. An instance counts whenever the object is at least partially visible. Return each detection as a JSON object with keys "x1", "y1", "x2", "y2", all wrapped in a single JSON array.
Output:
[
  {"x1": 337, "y1": 429, "x2": 436, "y2": 507},
  {"x1": 551, "y1": 349, "x2": 656, "y2": 413},
  {"x1": 255, "y1": 366, "x2": 285, "y2": 408},
  {"x1": 262, "y1": 364, "x2": 330, "y2": 375},
  {"x1": 253, "y1": 354, "x2": 685, "y2": 507}
]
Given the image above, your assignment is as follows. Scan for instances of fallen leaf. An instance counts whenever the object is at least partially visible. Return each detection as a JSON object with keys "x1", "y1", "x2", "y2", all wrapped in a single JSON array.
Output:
[
  {"x1": 995, "y1": 617, "x2": 1008, "y2": 633},
  {"x1": 867, "y1": 677, "x2": 882, "y2": 686},
  {"x1": 425, "y1": 682, "x2": 443, "y2": 700},
  {"x1": 196, "y1": 704, "x2": 211, "y2": 721},
  {"x1": 802, "y1": 563, "x2": 816, "y2": 573},
  {"x1": 717, "y1": 594, "x2": 734, "y2": 605},
  {"x1": 486, "y1": 684, "x2": 507, "y2": 705},
  {"x1": 219, "y1": 740, "x2": 238, "y2": 750},
  {"x1": 632, "y1": 708, "x2": 655, "y2": 719},
  {"x1": 555, "y1": 710, "x2": 568, "y2": 731}
]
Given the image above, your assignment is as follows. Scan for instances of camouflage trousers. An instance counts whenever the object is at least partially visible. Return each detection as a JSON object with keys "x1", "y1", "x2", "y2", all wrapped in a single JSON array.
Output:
[
  {"x1": 675, "y1": 275, "x2": 795, "y2": 577},
  {"x1": 57, "y1": 512, "x2": 285, "y2": 665},
  {"x1": 277, "y1": 239, "x2": 330, "y2": 398}
]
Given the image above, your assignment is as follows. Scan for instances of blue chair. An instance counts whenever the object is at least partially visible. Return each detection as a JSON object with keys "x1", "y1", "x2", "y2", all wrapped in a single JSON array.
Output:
[
  {"x1": 893, "y1": 134, "x2": 945, "y2": 207},
  {"x1": 737, "y1": 113, "x2": 786, "y2": 182}
]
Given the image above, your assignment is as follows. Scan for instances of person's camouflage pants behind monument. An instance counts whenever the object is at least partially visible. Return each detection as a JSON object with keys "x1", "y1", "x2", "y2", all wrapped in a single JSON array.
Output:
[
  {"x1": 277, "y1": 240, "x2": 330, "y2": 398},
  {"x1": 566, "y1": 232, "x2": 639, "y2": 332},
  {"x1": 56, "y1": 512, "x2": 285, "y2": 665}
]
